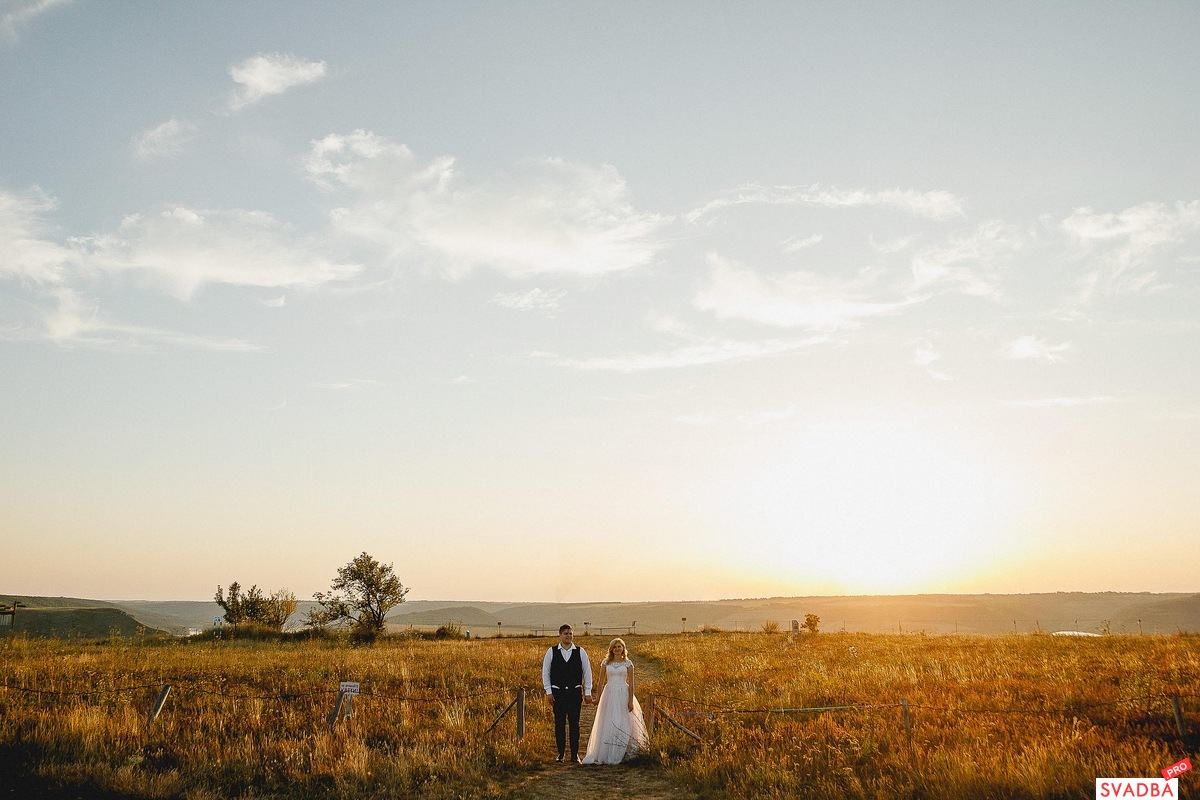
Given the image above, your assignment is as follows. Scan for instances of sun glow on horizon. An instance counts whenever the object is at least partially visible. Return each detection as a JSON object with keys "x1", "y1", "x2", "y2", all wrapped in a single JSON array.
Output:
[{"x1": 725, "y1": 420, "x2": 1025, "y2": 594}]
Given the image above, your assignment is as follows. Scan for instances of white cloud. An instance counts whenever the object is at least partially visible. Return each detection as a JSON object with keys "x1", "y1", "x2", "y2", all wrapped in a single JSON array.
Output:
[
  {"x1": 913, "y1": 338, "x2": 952, "y2": 381},
  {"x1": 305, "y1": 130, "x2": 668, "y2": 279},
  {"x1": 781, "y1": 233, "x2": 823, "y2": 254},
  {"x1": 909, "y1": 220, "x2": 1022, "y2": 297},
  {"x1": 78, "y1": 206, "x2": 360, "y2": 299},
  {"x1": 228, "y1": 53, "x2": 327, "y2": 111},
  {"x1": 0, "y1": 186, "x2": 71, "y2": 283},
  {"x1": 1003, "y1": 335, "x2": 1072, "y2": 362},
  {"x1": 694, "y1": 253, "x2": 924, "y2": 330},
  {"x1": 686, "y1": 183, "x2": 966, "y2": 224},
  {"x1": 133, "y1": 118, "x2": 198, "y2": 161},
  {"x1": 41, "y1": 288, "x2": 261, "y2": 351},
  {"x1": 1, "y1": 0, "x2": 68, "y2": 44},
  {"x1": 1062, "y1": 201, "x2": 1200, "y2": 301},
  {"x1": 539, "y1": 335, "x2": 827, "y2": 372},
  {"x1": 489, "y1": 287, "x2": 566, "y2": 313}
]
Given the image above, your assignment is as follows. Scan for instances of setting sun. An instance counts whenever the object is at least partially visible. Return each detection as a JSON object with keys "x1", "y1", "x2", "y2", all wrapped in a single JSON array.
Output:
[{"x1": 727, "y1": 420, "x2": 1022, "y2": 593}]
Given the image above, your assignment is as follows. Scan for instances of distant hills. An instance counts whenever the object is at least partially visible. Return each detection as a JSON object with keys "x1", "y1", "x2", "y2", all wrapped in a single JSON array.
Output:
[{"x1": 3, "y1": 592, "x2": 1197, "y2": 638}]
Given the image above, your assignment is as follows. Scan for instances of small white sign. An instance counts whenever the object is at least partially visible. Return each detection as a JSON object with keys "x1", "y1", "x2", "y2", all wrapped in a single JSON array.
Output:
[{"x1": 339, "y1": 681, "x2": 361, "y2": 695}]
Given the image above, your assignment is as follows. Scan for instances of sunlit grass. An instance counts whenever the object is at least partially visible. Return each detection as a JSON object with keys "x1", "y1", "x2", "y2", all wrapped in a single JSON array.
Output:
[
  {"x1": 638, "y1": 633, "x2": 1200, "y2": 799},
  {"x1": 2, "y1": 631, "x2": 1197, "y2": 799}
]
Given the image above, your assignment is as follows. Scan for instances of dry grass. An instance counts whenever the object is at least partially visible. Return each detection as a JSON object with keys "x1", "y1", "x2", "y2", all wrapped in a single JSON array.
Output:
[
  {"x1": 2, "y1": 631, "x2": 1198, "y2": 799},
  {"x1": 638, "y1": 632, "x2": 1200, "y2": 799}
]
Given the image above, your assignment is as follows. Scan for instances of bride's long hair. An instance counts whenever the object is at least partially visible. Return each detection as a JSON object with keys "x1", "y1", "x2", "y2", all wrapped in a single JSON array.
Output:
[{"x1": 604, "y1": 637, "x2": 630, "y2": 664}]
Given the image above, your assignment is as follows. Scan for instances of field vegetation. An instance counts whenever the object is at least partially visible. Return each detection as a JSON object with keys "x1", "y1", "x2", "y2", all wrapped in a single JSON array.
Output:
[{"x1": 1, "y1": 630, "x2": 1196, "y2": 799}]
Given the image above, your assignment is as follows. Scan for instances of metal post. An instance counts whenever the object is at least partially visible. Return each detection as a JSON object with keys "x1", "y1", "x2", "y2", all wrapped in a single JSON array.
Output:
[{"x1": 901, "y1": 698, "x2": 912, "y2": 743}]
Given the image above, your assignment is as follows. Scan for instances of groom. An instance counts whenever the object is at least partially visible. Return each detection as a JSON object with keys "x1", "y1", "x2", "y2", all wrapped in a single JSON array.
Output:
[{"x1": 541, "y1": 623, "x2": 593, "y2": 763}]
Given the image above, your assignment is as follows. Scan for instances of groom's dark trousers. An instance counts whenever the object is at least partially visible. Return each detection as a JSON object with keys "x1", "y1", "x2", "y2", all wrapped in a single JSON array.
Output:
[{"x1": 552, "y1": 687, "x2": 583, "y2": 758}]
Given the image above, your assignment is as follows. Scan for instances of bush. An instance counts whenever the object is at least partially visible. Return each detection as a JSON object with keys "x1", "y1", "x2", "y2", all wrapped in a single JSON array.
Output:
[
  {"x1": 761, "y1": 620, "x2": 780, "y2": 633},
  {"x1": 435, "y1": 622, "x2": 465, "y2": 640}
]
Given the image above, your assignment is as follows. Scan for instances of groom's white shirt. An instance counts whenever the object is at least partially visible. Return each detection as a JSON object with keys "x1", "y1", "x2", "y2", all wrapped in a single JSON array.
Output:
[{"x1": 541, "y1": 644, "x2": 593, "y2": 697}]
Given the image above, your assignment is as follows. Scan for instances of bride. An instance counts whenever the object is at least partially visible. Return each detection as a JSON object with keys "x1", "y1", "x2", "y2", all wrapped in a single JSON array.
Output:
[{"x1": 581, "y1": 637, "x2": 649, "y2": 765}]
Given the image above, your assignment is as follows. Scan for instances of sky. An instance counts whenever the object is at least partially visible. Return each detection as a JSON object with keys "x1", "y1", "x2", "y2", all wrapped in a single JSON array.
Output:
[{"x1": 2, "y1": 1, "x2": 1198, "y2": 603}]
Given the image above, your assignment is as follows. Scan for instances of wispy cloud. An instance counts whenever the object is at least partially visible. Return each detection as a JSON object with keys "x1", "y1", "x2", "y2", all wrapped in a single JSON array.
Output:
[
  {"x1": 781, "y1": 233, "x2": 823, "y2": 254},
  {"x1": 1, "y1": 0, "x2": 68, "y2": 44},
  {"x1": 306, "y1": 130, "x2": 668, "y2": 279},
  {"x1": 1062, "y1": 201, "x2": 1200, "y2": 302},
  {"x1": 694, "y1": 253, "x2": 924, "y2": 330},
  {"x1": 686, "y1": 183, "x2": 966, "y2": 224},
  {"x1": 536, "y1": 335, "x2": 827, "y2": 372},
  {"x1": 489, "y1": 287, "x2": 566, "y2": 313},
  {"x1": 133, "y1": 118, "x2": 198, "y2": 161},
  {"x1": 1003, "y1": 335, "x2": 1072, "y2": 362},
  {"x1": 913, "y1": 338, "x2": 952, "y2": 381},
  {"x1": 908, "y1": 220, "x2": 1022, "y2": 297},
  {"x1": 41, "y1": 288, "x2": 262, "y2": 351},
  {"x1": 228, "y1": 53, "x2": 327, "y2": 111},
  {"x1": 78, "y1": 206, "x2": 360, "y2": 299},
  {"x1": 0, "y1": 186, "x2": 71, "y2": 283}
]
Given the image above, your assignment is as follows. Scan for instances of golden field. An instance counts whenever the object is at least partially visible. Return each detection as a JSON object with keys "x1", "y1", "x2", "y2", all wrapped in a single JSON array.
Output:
[{"x1": 1, "y1": 631, "x2": 1197, "y2": 799}]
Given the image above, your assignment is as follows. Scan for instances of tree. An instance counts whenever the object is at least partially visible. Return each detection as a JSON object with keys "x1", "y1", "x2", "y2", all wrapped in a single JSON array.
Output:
[
  {"x1": 214, "y1": 582, "x2": 251, "y2": 627},
  {"x1": 259, "y1": 589, "x2": 298, "y2": 631},
  {"x1": 309, "y1": 552, "x2": 409, "y2": 633},
  {"x1": 802, "y1": 613, "x2": 821, "y2": 635},
  {"x1": 215, "y1": 583, "x2": 297, "y2": 632}
]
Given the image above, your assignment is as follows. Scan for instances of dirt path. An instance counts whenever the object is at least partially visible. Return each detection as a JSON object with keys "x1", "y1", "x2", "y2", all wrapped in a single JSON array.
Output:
[{"x1": 505, "y1": 653, "x2": 697, "y2": 800}]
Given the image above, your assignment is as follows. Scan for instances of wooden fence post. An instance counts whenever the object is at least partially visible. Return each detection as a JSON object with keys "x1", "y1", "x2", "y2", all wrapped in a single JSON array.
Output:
[
  {"x1": 516, "y1": 688, "x2": 525, "y2": 742},
  {"x1": 1170, "y1": 695, "x2": 1187, "y2": 736},
  {"x1": 147, "y1": 685, "x2": 171, "y2": 724},
  {"x1": 647, "y1": 694, "x2": 656, "y2": 737},
  {"x1": 328, "y1": 691, "x2": 346, "y2": 731},
  {"x1": 901, "y1": 698, "x2": 912, "y2": 744}
]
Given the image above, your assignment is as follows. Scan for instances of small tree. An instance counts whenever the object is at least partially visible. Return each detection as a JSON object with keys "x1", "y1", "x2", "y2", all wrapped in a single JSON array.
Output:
[
  {"x1": 214, "y1": 582, "x2": 251, "y2": 627},
  {"x1": 215, "y1": 583, "x2": 297, "y2": 632},
  {"x1": 309, "y1": 552, "x2": 409, "y2": 634},
  {"x1": 259, "y1": 589, "x2": 298, "y2": 631},
  {"x1": 802, "y1": 613, "x2": 821, "y2": 635}
]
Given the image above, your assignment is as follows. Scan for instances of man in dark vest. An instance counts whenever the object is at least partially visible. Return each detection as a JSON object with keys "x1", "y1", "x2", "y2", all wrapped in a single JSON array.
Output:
[{"x1": 541, "y1": 623, "x2": 594, "y2": 763}]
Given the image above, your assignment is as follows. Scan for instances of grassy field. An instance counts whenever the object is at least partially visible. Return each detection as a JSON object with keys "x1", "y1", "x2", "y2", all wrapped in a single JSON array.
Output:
[{"x1": 1, "y1": 631, "x2": 1197, "y2": 799}]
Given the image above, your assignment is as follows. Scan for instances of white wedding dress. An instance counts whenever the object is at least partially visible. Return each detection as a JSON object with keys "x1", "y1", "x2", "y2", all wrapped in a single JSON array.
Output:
[{"x1": 581, "y1": 659, "x2": 649, "y2": 764}]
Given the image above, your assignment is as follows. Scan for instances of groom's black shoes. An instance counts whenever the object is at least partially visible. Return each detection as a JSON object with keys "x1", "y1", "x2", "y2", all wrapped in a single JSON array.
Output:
[{"x1": 555, "y1": 754, "x2": 564, "y2": 763}]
